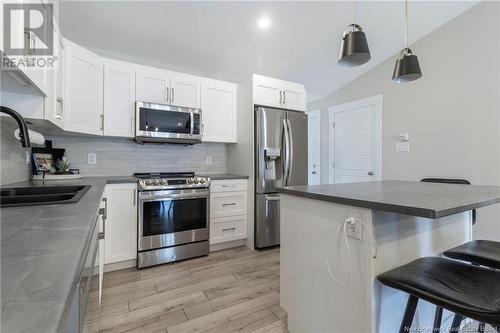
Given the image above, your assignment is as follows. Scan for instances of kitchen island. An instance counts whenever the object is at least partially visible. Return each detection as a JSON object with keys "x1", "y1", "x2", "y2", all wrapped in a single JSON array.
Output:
[{"x1": 277, "y1": 181, "x2": 500, "y2": 333}]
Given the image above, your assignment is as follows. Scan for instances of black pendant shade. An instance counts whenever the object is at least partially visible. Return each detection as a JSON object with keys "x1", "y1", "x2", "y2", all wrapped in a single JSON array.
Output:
[
  {"x1": 392, "y1": 48, "x2": 422, "y2": 83},
  {"x1": 338, "y1": 24, "x2": 371, "y2": 67}
]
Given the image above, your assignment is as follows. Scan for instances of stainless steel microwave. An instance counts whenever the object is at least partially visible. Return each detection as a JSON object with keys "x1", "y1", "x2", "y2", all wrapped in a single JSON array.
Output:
[{"x1": 135, "y1": 101, "x2": 202, "y2": 144}]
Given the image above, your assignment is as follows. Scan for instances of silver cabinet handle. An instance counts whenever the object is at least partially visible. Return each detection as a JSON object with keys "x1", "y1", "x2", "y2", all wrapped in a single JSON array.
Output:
[
  {"x1": 222, "y1": 184, "x2": 236, "y2": 188},
  {"x1": 171, "y1": 87, "x2": 174, "y2": 103},
  {"x1": 56, "y1": 97, "x2": 64, "y2": 119},
  {"x1": 100, "y1": 114, "x2": 104, "y2": 132},
  {"x1": 133, "y1": 189, "x2": 136, "y2": 206},
  {"x1": 368, "y1": 171, "x2": 374, "y2": 176},
  {"x1": 222, "y1": 203, "x2": 236, "y2": 206},
  {"x1": 166, "y1": 86, "x2": 169, "y2": 102},
  {"x1": 282, "y1": 118, "x2": 291, "y2": 185},
  {"x1": 222, "y1": 227, "x2": 236, "y2": 232},
  {"x1": 283, "y1": 91, "x2": 286, "y2": 104},
  {"x1": 279, "y1": 91, "x2": 283, "y2": 104}
]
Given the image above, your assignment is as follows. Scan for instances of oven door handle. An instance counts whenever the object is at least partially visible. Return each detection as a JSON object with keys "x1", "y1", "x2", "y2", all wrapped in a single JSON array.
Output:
[
  {"x1": 189, "y1": 111, "x2": 194, "y2": 136},
  {"x1": 139, "y1": 192, "x2": 209, "y2": 201}
]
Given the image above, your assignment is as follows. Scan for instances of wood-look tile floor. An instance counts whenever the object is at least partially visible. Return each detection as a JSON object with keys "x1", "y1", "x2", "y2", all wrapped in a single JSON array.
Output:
[{"x1": 84, "y1": 246, "x2": 287, "y2": 333}]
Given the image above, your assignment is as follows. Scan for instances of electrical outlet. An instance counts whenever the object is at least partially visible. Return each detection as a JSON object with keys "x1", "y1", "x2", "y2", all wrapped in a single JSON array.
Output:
[
  {"x1": 87, "y1": 153, "x2": 97, "y2": 164},
  {"x1": 346, "y1": 212, "x2": 364, "y2": 241},
  {"x1": 206, "y1": 155, "x2": 212, "y2": 165},
  {"x1": 26, "y1": 151, "x2": 30, "y2": 165}
]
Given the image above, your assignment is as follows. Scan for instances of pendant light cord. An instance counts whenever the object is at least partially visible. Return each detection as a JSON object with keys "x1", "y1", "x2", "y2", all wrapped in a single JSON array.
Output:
[
  {"x1": 353, "y1": 0, "x2": 356, "y2": 24},
  {"x1": 405, "y1": 0, "x2": 409, "y2": 48}
]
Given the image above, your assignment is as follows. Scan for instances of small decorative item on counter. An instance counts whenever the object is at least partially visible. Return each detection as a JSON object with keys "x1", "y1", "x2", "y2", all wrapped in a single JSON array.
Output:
[{"x1": 32, "y1": 153, "x2": 56, "y2": 174}]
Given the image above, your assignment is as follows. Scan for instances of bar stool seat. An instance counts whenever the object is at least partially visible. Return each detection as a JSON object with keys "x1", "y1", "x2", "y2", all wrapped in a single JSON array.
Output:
[
  {"x1": 444, "y1": 240, "x2": 500, "y2": 270},
  {"x1": 377, "y1": 257, "x2": 500, "y2": 327}
]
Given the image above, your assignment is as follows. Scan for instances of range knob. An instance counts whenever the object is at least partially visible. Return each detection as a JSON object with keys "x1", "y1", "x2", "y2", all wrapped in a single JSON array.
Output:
[
  {"x1": 193, "y1": 178, "x2": 199, "y2": 184},
  {"x1": 160, "y1": 179, "x2": 166, "y2": 185},
  {"x1": 154, "y1": 180, "x2": 161, "y2": 186},
  {"x1": 187, "y1": 178, "x2": 193, "y2": 184},
  {"x1": 199, "y1": 178, "x2": 206, "y2": 184},
  {"x1": 145, "y1": 180, "x2": 153, "y2": 186}
]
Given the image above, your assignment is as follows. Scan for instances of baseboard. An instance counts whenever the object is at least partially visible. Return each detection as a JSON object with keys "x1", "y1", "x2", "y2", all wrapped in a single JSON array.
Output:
[
  {"x1": 104, "y1": 259, "x2": 136, "y2": 272},
  {"x1": 210, "y1": 239, "x2": 246, "y2": 252}
]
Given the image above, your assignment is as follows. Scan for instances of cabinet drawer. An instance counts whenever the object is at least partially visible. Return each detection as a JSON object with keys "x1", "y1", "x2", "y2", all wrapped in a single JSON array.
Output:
[
  {"x1": 210, "y1": 191, "x2": 247, "y2": 218},
  {"x1": 210, "y1": 179, "x2": 247, "y2": 193},
  {"x1": 210, "y1": 215, "x2": 247, "y2": 244}
]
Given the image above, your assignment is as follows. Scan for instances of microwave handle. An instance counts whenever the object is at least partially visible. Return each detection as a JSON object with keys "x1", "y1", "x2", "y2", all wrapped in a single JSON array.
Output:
[{"x1": 190, "y1": 111, "x2": 194, "y2": 135}]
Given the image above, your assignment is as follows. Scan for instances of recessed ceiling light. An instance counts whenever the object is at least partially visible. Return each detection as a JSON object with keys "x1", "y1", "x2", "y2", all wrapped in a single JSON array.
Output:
[{"x1": 257, "y1": 17, "x2": 271, "y2": 30}]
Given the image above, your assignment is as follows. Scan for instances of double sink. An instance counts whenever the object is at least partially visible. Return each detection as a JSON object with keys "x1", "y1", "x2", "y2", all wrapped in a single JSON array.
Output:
[{"x1": 0, "y1": 185, "x2": 91, "y2": 207}]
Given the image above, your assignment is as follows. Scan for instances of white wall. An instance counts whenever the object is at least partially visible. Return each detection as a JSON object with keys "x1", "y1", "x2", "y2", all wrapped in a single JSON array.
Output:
[{"x1": 308, "y1": 1, "x2": 500, "y2": 240}]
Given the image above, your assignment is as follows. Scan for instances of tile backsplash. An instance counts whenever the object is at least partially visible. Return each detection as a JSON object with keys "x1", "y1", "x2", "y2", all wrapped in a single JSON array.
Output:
[
  {"x1": 1, "y1": 120, "x2": 30, "y2": 185},
  {"x1": 46, "y1": 135, "x2": 228, "y2": 176}
]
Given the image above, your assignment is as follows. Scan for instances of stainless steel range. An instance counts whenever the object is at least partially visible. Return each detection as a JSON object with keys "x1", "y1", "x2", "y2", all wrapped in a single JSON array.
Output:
[{"x1": 135, "y1": 172, "x2": 210, "y2": 268}]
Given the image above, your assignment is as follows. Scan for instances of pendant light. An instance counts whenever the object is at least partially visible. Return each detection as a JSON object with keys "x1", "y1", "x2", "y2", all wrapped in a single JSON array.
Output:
[
  {"x1": 338, "y1": 0, "x2": 371, "y2": 67},
  {"x1": 393, "y1": 0, "x2": 422, "y2": 83}
]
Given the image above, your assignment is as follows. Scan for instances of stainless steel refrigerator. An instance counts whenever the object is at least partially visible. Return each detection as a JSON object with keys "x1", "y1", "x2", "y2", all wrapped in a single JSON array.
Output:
[{"x1": 255, "y1": 106, "x2": 308, "y2": 248}]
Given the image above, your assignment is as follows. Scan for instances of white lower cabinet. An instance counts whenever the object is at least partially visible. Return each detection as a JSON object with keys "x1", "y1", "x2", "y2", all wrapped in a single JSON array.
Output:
[
  {"x1": 209, "y1": 179, "x2": 248, "y2": 245},
  {"x1": 104, "y1": 183, "x2": 137, "y2": 264}
]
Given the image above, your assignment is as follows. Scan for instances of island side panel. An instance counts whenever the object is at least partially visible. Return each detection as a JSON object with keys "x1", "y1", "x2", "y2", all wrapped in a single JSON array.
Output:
[
  {"x1": 280, "y1": 194, "x2": 373, "y2": 333},
  {"x1": 372, "y1": 211, "x2": 472, "y2": 333}
]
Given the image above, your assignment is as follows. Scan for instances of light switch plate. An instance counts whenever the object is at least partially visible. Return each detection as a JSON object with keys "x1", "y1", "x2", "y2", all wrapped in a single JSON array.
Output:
[
  {"x1": 88, "y1": 153, "x2": 97, "y2": 164},
  {"x1": 396, "y1": 142, "x2": 410, "y2": 152}
]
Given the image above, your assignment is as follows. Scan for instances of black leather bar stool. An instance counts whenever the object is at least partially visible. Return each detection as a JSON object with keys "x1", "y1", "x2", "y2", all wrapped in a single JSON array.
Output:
[
  {"x1": 444, "y1": 240, "x2": 500, "y2": 270},
  {"x1": 377, "y1": 257, "x2": 500, "y2": 333}
]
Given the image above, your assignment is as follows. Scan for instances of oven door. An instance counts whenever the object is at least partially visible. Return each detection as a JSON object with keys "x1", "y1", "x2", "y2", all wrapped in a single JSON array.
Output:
[
  {"x1": 138, "y1": 188, "x2": 209, "y2": 251},
  {"x1": 135, "y1": 101, "x2": 202, "y2": 143}
]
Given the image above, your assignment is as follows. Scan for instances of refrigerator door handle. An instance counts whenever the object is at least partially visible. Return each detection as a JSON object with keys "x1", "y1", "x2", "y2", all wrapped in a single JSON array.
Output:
[
  {"x1": 283, "y1": 118, "x2": 291, "y2": 186},
  {"x1": 286, "y1": 118, "x2": 294, "y2": 185}
]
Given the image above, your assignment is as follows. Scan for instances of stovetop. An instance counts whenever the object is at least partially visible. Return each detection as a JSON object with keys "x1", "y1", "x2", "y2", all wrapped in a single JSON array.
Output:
[{"x1": 134, "y1": 172, "x2": 210, "y2": 191}]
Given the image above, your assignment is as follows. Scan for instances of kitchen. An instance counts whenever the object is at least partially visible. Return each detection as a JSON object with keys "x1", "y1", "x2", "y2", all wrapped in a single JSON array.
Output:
[{"x1": 1, "y1": 1, "x2": 500, "y2": 333}]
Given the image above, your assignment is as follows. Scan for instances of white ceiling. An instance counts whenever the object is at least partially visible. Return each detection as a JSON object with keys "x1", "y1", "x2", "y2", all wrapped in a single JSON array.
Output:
[{"x1": 59, "y1": 1, "x2": 479, "y2": 101}]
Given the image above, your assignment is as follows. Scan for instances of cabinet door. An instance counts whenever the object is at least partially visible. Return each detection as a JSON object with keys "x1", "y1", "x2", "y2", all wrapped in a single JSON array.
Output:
[
  {"x1": 201, "y1": 79, "x2": 237, "y2": 143},
  {"x1": 210, "y1": 191, "x2": 248, "y2": 218},
  {"x1": 104, "y1": 184, "x2": 137, "y2": 264},
  {"x1": 253, "y1": 75, "x2": 281, "y2": 108},
  {"x1": 170, "y1": 74, "x2": 201, "y2": 108},
  {"x1": 64, "y1": 39, "x2": 103, "y2": 135},
  {"x1": 135, "y1": 68, "x2": 169, "y2": 104},
  {"x1": 46, "y1": 27, "x2": 65, "y2": 129},
  {"x1": 104, "y1": 60, "x2": 136, "y2": 137},
  {"x1": 282, "y1": 83, "x2": 306, "y2": 111},
  {"x1": 210, "y1": 215, "x2": 247, "y2": 244}
]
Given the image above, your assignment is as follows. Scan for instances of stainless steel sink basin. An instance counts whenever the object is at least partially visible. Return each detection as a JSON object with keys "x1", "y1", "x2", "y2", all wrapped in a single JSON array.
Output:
[{"x1": 0, "y1": 185, "x2": 91, "y2": 207}]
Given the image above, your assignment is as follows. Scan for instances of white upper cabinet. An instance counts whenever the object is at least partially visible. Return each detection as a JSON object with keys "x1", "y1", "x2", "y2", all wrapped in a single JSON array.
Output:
[
  {"x1": 201, "y1": 79, "x2": 237, "y2": 143},
  {"x1": 45, "y1": 26, "x2": 65, "y2": 129},
  {"x1": 135, "y1": 68, "x2": 170, "y2": 104},
  {"x1": 170, "y1": 73, "x2": 201, "y2": 108},
  {"x1": 104, "y1": 59, "x2": 136, "y2": 137},
  {"x1": 253, "y1": 74, "x2": 306, "y2": 111},
  {"x1": 63, "y1": 38, "x2": 104, "y2": 135},
  {"x1": 136, "y1": 67, "x2": 201, "y2": 108}
]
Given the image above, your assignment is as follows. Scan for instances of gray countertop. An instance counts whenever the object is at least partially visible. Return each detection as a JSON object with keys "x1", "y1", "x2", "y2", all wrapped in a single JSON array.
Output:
[
  {"x1": 1, "y1": 176, "x2": 136, "y2": 333},
  {"x1": 277, "y1": 180, "x2": 500, "y2": 219}
]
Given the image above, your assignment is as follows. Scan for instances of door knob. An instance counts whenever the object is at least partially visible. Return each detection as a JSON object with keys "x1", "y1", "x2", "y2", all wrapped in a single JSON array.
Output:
[{"x1": 368, "y1": 171, "x2": 374, "y2": 176}]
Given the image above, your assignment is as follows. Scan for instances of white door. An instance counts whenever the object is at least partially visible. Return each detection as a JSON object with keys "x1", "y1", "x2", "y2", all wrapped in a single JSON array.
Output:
[
  {"x1": 170, "y1": 74, "x2": 201, "y2": 108},
  {"x1": 64, "y1": 39, "x2": 103, "y2": 135},
  {"x1": 104, "y1": 60, "x2": 136, "y2": 137},
  {"x1": 329, "y1": 95, "x2": 382, "y2": 184},
  {"x1": 201, "y1": 79, "x2": 237, "y2": 143},
  {"x1": 104, "y1": 184, "x2": 137, "y2": 264},
  {"x1": 308, "y1": 110, "x2": 321, "y2": 185},
  {"x1": 135, "y1": 69, "x2": 170, "y2": 104}
]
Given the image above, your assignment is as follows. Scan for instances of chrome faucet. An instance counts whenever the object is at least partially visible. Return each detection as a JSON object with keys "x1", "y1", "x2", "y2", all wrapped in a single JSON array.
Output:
[{"x1": 1, "y1": 106, "x2": 31, "y2": 148}]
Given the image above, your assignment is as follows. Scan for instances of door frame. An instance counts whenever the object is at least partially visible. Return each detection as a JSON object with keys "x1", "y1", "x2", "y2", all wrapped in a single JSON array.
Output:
[
  {"x1": 307, "y1": 109, "x2": 321, "y2": 184},
  {"x1": 328, "y1": 94, "x2": 383, "y2": 184}
]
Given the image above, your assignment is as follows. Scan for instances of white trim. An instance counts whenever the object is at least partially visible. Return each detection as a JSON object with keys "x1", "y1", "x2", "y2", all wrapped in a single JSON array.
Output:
[
  {"x1": 307, "y1": 109, "x2": 322, "y2": 185},
  {"x1": 328, "y1": 94, "x2": 383, "y2": 184}
]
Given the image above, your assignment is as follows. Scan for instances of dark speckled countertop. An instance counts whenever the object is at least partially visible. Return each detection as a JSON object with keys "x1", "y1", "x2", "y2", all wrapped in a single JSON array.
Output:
[
  {"x1": 1, "y1": 176, "x2": 136, "y2": 333},
  {"x1": 277, "y1": 180, "x2": 500, "y2": 219}
]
